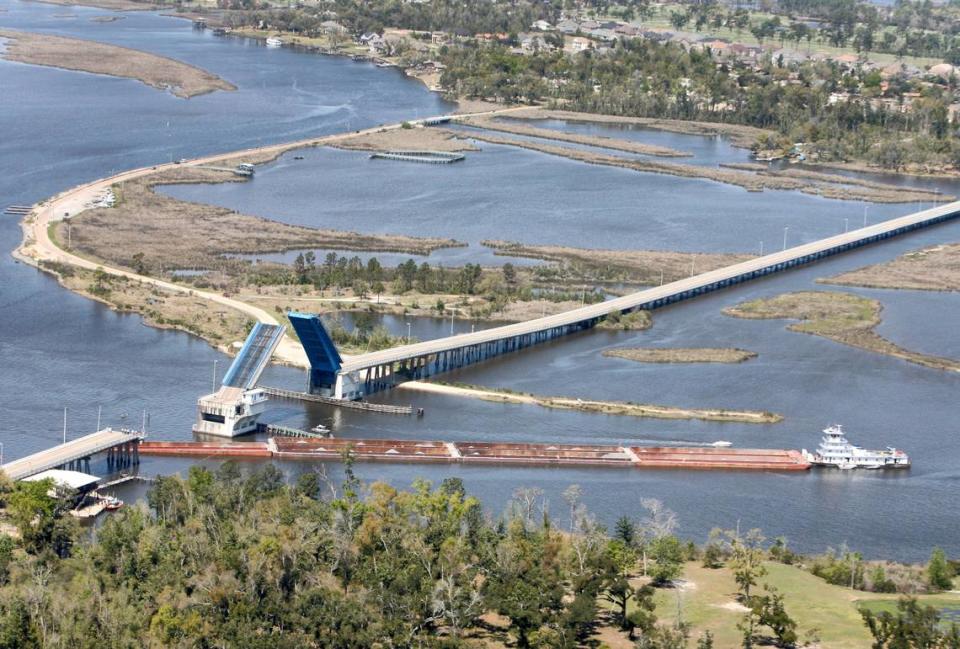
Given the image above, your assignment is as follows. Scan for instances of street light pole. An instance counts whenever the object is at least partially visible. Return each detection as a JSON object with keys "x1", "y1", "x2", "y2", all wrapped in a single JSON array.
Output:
[
  {"x1": 212, "y1": 359, "x2": 218, "y2": 393},
  {"x1": 759, "y1": 240, "x2": 764, "y2": 256},
  {"x1": 63, "y1": 407, "x2": 67, "y2": 445},
  {"x1": 782, "y1": 226, "x2": 789, "y2": 251},
  {"x1": 406, "y1": 322, "x2": 411, "y2": 343},
  {"x1": 863, "y1": 205, "x2": 868, "y2": 227},
  {"x1": 844, "y1": 218, "x2": 849, "y2": 233}
]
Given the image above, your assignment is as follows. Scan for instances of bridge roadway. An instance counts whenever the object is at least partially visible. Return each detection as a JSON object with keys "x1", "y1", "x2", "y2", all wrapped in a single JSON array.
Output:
[
  {"x1": 1, "y1": 429, "x2": 144, "y2": 481},
  {"x1": 334, "y1": 201, "x2": 960, "y2": 397}
]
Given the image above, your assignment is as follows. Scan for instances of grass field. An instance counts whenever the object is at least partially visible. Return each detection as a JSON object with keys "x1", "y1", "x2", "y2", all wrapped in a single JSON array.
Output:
[{"x1": 649, "y1": 562, "x2": 960, "y2": 648}]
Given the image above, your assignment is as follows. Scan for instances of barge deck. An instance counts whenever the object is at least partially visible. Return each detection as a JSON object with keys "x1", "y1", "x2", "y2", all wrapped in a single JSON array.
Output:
[{"x1": 139, "y1": 439, "x2": 811, "y2": 471}]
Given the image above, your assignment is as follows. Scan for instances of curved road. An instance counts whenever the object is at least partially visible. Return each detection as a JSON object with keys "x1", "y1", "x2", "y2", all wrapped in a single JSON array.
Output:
[{"x1": 14, "y1": 107, "x2": 532, "y2": 368}]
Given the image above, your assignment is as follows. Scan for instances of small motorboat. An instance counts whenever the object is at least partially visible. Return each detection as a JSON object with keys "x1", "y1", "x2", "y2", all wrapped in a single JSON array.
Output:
[
  {"x1": 104, "y1": 496, "x2": 124, "y2": 511},
  {"x1": 711, "y1": 441, "x2": 733, "y2": 448}
]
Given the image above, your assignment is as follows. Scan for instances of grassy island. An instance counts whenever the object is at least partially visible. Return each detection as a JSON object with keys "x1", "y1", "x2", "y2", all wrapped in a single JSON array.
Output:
[
  {"x1": 414, "y1": 381, "x2": 783, "y2": 424},
  {"x1": 604, "y1": 347, "x2": 758, "y2": 364},
  {"x1": 823, "y1": 243, "x2": 960, "y2": 292},
  {"x1": 724, "y1": 291, "x2": 960, "y2": 373},
  {"x1": 0, "y1": 29, "x2": 235, "y2": 98}
]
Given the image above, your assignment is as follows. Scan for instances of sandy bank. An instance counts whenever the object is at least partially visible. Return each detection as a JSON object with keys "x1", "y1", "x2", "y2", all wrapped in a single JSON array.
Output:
[
  {"x1": 460, "y1": 115, "x2": 689, "y2": 158},
  {"x1": 333, "y1": 126, "x2": 479, "y2": 153},
  {"x1": 403, "y1": 382, "x2": 783, "y2": 424},
  {"x1": 0, "y1": 28, "x2": 235, "y2": 98},
  {"x1": 821, "y1": 243, "x2": 960, "y2": 292},
  {"x1": 604, "y1": 348, "x2": 758, "y2": 364},
  {"x1": 724, "y1": 291, "x2": 960, "y2": 373}
]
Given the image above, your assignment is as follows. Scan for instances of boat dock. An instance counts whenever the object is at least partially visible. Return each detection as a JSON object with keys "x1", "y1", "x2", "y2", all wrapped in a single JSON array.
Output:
[
  {"x1": 260, "y1": 386, "x2": 413, "y2": 415},
  {"x1": 369, "y1": 150, "x2": 465, "y2": 164},
  {"x1": 4, "y1": 205, "x2": 32, "y2": 216},
  {"x1": 138, "y1": 438, "x2": 811, "y2": 471}
]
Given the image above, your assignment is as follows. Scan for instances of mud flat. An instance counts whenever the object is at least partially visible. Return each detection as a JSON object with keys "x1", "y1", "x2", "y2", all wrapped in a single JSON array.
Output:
[
  {"x1": 483, "y1": 240, "x2": 755, "y2": 285},
  {"x1": 604, "y1": 348, "x2": 758, "y2": 364},
  {"x1": 406, "y1": 381, "x2": 783, "y2": 424},
  {"x1": 511, "y1": 108, "x2": 773, "y2": 149},
  {"x1": 57, "y1": 166, "x2": 466, "y2": 273},
  {"x1": 0, "y1": 29, "x2": 235, "y2": 98},
  {"x1": 821, "y1": 243, "x2": 960, "y2": 292},
  {"x1": 724, "y1": 291, "x2": 960, "y2": 373},
  {"x1": 333, "y1": 127, "x2": 479, "y2": 153},
  {"x1": 460, "y1": 115, "x2": 690, "y2": 157}
]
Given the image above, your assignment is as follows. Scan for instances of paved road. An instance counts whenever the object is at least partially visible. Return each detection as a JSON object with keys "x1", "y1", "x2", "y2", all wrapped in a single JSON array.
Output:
[
  {"x1": 1, "y1": 429, "x2": 143, "y2": 480},
  {"x1": 14, "y1": 106, "x2": 532, "y2": 369},
  {"x1": 340, "y1": 200, "x2": 960, "y2": 374}
]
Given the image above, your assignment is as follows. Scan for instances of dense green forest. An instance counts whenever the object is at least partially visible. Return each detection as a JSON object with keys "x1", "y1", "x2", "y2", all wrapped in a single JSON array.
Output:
[{"x1": 0, "y1": 465, "x2": 957, "y2": 647}]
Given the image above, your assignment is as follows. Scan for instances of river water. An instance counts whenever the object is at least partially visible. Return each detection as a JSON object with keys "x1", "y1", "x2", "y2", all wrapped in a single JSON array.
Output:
[{"x1": 2, "y1": 0, "x2": 959, "y2": 562}]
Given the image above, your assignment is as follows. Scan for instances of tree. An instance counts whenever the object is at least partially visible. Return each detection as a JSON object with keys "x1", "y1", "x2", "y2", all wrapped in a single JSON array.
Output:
[
  {"x1": 752, "y1": 587, "x2": 798, "y2": 647},
  {"x1": 648, "y1": 535, "x2": 684, "y2": 586},
  {"x1": 928, "y1": 547, "x2": 954, "y2": 591},
  {"x1": 727, "y1": 528, "x2": 767, "y2": 602},
  {"x1": 862, "y1": 597, "x2": 960, "y2": 648}
]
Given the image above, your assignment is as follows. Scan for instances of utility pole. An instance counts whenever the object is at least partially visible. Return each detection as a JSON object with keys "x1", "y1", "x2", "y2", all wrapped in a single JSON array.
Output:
[
  {"x1": 406, "y1": 321, "x2": 411, "y2": 343},
  {"x1": 863, "y1": 205, "x2": 868, "y2": 227},
  {"x1": 659, "y1": 269, "x2": 664, "y2": 286},
  {"x1": 62, "y1": 407, "x2": 67, "y2": 445},
  {"x1": 844, "y1": 218, "x2": 849, "y2": 233},
  {"x1": 782, "y1": 226, "x2": 789, "y2": 251},
  {"x1": 97, "y1": 405, "x2": 102, "y2": 432},
  {"x1": 759, "y1": 240, "x2": 764, "y2": 256}
]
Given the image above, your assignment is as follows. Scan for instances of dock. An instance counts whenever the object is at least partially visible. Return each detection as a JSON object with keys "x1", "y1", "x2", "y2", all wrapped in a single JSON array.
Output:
[
  {"x1": 1, "y1": 429, "x2": 144, "y2": 481},
  {"x1": 369, "y1": 150, "x2": 465, "y2": 164},
  {"x1": 260, "y1": 386, "x2": 413, "y2": 415},
  {"x1": 4, "y1": 205, "x2": 32, "y2": 216},
  {"x1": 138, "y1": 438, "x2": 811, "y2": 472}
]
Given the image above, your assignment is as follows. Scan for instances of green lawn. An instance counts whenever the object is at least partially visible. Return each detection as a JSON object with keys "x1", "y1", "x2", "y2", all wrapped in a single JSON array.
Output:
[{"x1": 647, "y1": 562, "x2": 960, "y2": 648}]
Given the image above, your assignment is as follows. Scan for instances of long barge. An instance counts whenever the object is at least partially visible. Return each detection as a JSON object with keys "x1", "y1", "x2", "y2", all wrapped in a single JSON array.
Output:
[{"x1": 139, "y1": 438, "x2": 811, "y2": 471}]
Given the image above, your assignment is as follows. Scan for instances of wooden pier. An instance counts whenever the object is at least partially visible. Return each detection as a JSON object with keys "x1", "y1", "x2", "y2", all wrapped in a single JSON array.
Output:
[
  {"x1": 4, "y1": 205, "x2": 32, "y2": 216},
  {"x1": 138, "y1": 437, "x2": 811, "y2": 472}
]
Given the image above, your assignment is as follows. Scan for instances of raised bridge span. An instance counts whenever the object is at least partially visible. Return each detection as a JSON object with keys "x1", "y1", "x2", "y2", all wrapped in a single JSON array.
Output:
[{"x1": 317, "y1": 201, "x2": 960, "y2": 399}]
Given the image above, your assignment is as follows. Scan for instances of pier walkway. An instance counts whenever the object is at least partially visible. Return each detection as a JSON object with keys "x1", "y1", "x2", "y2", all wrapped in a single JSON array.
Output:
[
  {"x1": 1, "y1": 429, "x2": 144, "y2": 481},
  {"x1": 328, "y1": 201, "x2": 960, "y2": 398}
]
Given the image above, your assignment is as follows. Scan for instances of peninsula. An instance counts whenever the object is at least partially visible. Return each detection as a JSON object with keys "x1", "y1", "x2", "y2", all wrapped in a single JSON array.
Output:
[{"x1": 0, "y1": 29, "x2": 235, "y2": 98}]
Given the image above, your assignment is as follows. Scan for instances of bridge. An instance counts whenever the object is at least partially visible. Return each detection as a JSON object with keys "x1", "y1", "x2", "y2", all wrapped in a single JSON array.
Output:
[
  {"x1": 282, "y1": 201, "x2": 960, "y2": 400},
  {"x1": 0, "y1": 429, "x2": 144, "y2": 481}
]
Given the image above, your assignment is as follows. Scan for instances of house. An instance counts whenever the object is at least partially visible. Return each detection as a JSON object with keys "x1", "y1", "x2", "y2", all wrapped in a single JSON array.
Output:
[
  {"x1": 566, "y1": 36, "x2": 593, "y2": 53},
  {"x1": 614, "y1": 24, "x2": 641, "y2": 37},
  {"x1": 520, "y1": 33, "x2": 552, "y2": 53},
  {"x1": 431, "y1": 31, "x2": 450, "y2": 45},
  {"x1": 588, "y1": 28, "x2": 617, "y2": 42},
  {"x1": 557, "y1": 19, "x2": 580, "y2": 34},
  {"x1": 531, "y1": 20, "x2": 553, "y2": 32}
]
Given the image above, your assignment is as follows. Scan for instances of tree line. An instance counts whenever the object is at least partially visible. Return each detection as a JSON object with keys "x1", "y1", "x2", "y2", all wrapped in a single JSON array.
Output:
[{"x1": 0, "y1": 465, "x2": 957, "y2": 647}]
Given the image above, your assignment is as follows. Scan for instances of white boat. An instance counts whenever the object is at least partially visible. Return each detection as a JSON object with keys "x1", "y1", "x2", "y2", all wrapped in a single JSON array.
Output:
[
  {"x1": 711, "y1": 441, "x2": 733, "y2": 447},
  {"x1": 265, "y1": 37, "x2": 283, "y2": 48},
  {"x1": 802, "y1": 425, "x2": 910, "y2": 470}
]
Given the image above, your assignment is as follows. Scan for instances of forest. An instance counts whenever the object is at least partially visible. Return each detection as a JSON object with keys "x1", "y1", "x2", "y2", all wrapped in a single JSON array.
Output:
[{"x1": 0, "y1": 464, "x2": 957, "y2": 648}]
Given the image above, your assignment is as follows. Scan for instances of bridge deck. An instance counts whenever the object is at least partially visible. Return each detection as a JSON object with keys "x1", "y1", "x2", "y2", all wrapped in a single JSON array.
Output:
[
  {"x1": 339, "y1": 201, "x2": 960, "y2": 375},
  {"x1": 1, "y1": 429, "x2": 144, "y2": 481}
]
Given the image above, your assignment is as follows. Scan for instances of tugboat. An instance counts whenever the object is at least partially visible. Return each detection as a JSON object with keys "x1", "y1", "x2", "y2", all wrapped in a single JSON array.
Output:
[{"x1": 803, "y1": 425, "x2": 910, "y2": 469}]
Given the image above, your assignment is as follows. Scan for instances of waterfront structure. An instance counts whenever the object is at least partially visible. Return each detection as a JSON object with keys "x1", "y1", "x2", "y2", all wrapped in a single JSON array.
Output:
[
  {"x1": 320, "y1": 201, "x2": 960, "y2": 399},
  {"x1": 0, "y1": 429, "x2": 143, "y2": 481},
  {"x1": 193, "y1": 323, "x2": 284, "y2": 437}
]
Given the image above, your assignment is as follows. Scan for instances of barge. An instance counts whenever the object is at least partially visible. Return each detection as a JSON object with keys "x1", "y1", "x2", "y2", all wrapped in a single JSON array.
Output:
[{"x1": 140, "y1": 438, "x2": 812, "y2": 472}]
